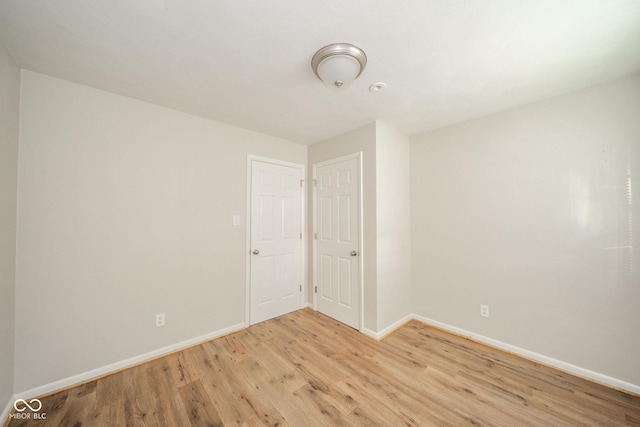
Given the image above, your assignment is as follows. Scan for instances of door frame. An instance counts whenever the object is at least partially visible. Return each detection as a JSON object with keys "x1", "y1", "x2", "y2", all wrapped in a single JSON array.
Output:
[
  {"x1": 312, "y1": 152, "x2": 364, "y2": 332},
  {"x1": 246, "y1": 155, "x2": 306, "y2": 326}
]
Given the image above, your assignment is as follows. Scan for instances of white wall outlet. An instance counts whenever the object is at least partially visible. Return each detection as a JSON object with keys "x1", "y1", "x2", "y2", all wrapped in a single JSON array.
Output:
[
  {"x1": 480, "y1": 305, "x2": 490, "y2": 318},
  {"x1": 156, "y1": 313, "x2": 165, "y2": 327},
  {"x1": 232, "y1": 215, "x2": 240, "y2": 226}
]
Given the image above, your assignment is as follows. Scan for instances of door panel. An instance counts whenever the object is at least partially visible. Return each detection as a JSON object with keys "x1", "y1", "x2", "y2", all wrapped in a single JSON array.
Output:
[
  {"x1": 256, "y1": 255, "x2": 275, "y2": 304},
  {"x1": 338, "y1": 195, "x2": 351, "y2": 242},
  {"x1": 250, "y1": 161, "x2": 302, "y2": 324},
  {"x1": 320, "y1": 254, "x2": 333, "y2": 299},
  {"x1": 339, "y1": 257, "x2": 352, "y2": 306},
  {"x1": 314, "y1": 155, "x2": 360, "y2": 329}
]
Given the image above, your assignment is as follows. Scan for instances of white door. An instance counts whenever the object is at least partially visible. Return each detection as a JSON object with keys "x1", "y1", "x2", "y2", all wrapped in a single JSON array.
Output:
[
  {"x1": 250, "y1": 160, "x2": 303, "y2": 324},
  {"x1": 314, "y1": 154, "x2": 361, "y2": 329}
]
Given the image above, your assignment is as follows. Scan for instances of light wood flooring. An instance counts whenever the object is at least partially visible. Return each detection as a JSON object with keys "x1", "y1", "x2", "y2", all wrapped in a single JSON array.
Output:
[{"x1": 6, "y1": 309, "x2": 640, "y2": 426}]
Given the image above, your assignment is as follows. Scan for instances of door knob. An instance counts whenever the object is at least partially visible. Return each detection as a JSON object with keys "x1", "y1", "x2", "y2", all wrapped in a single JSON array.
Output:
[
  {"x1": 252, "y1": 249, "x2": 260, "y2": 255},
  {"x1": 350, "y1": 251, "x2": 358, "y2": 256}
]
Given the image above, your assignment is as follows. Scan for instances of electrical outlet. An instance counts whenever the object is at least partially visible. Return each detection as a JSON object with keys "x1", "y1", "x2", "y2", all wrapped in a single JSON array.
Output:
[
  {"x1": 156, "y1": 313, "x2": 165, "y2": 327},
  {"x1": 480, "y1": 305, "x2": 489, "y2": 318}
]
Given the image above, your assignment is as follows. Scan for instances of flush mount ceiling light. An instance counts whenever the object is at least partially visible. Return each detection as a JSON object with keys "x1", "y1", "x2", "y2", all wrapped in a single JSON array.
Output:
[{"x1": 311, "y1": 43, "x2": 367, "y2": 89}]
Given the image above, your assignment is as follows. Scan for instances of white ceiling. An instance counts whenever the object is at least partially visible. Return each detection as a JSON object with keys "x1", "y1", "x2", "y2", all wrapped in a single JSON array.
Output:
[{"x1": 1, "y1": 1, "x2": 639, "y2": 144}]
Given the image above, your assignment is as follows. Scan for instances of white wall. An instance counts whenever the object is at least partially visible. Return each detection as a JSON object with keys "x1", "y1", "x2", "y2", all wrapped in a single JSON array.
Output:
[
  {"x1": 15, "y1": 70, "x2": 307, "y2": 393},
  {"x1": 411, "y1": 74, "x2": 640, "y2": 386},
  {"x1": 375, "y1": 122, "x2": 412, "y2": 331},
  {"x1": 0, "y1": 42, "x2": 19, "y2": 412},
  {"x1": 309, "y1": 122, "x2": 413, "y2": 335},
  {"x1": 11, "y1": 65, "x2": 639, "y2": 395},
  {"x1": 308, "y1": 123, "x2": 378, "y2": 331}
]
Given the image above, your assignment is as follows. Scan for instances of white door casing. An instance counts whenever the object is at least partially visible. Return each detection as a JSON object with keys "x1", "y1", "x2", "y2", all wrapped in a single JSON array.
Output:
[
  {"x1": 313, "y1": 153, "x2": 362, "y2": 330},
  {"x1": 249, "y1": 159, "x2": 304, "y2": 325}
]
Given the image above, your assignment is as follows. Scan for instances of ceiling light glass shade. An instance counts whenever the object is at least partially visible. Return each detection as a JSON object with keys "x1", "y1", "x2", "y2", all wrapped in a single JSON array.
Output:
[{"x1": 311, "y1": 43, "x2": 367, "y2": 88}]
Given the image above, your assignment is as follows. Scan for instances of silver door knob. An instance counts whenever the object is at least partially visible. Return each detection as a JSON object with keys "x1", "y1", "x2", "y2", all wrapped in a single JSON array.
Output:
[
  {"x1": 252, "y1": 249, "x2": 260, "y2": 255},
  {"x1": 350, "y1": 251, "x2": 358, "y2": 256}
]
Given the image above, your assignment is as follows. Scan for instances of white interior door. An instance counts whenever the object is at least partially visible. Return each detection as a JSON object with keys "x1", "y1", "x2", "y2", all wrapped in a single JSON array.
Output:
[
  {"x1": 314, "y1": 154, "x2": 361, "y2": 329},
  {"x1": 250, "y1": 160, "x2": 303, "y2": 325}
]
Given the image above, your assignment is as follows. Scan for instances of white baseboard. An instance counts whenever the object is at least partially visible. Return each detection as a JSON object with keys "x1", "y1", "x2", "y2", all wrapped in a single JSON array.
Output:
[
  {"x1": 412, "y1": 314, "x2": 640, "y2": 396},
  {"x1": 362, "y1": 314, "x2": 414, "y2": 340},
  {"x1": 14, "y1": 322, "x2": 245, "y2": 401},
  {"x1": 2, "y1": 397, "x2": 13, "y2": 426},
  {"x1": 10, "y1": 311, "x2": 640, "y2": 403},
  {"x1": 361, "y1": 327, "x2": 378, "y2": 339}
]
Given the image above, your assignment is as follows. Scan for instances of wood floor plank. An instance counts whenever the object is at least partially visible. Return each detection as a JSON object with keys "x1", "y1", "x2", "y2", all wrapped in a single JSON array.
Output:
[
  {"x1": 575, "y1": 384, "x2": 640, "y2": 417},
  {"x1": 114, "y1": 362, "x2": 167, "y2": 426},
  {"x1": 147, "y1": 358, "x2": 191, "y2": 426},
  {"x1": 178, "y1": 379, "x2": 223, "y2": 427},
  {"x1": 420, "y1": 366, "x2": 540, "y2": 427},
  {"x1": 228, "y1": 356, "x2": 305, "y2": 426},
  {"x1": 192, "y1": 345, "x2": 285, "y2": 426},
  {"x1": 182, "y1": 346, "x2": 253, "y2": 426},
  {"x1": 93, "y1": 398, "x2": 127, "y2": 427},
  {"x1": 243, "y1": 340, "x2": 308, "y2": 393},
  {"x1": 6, "y1": 309, "x2": 640, "y2": 426},
  {"x1": 626, "y1": 412, "x2": 640, "y2": 426},
  {"x1": 530, "y1": 389, "x2": 628, "y2": 426},
  {"x1": 223, "y1": 335, "x2": 250, "y2": 363}
]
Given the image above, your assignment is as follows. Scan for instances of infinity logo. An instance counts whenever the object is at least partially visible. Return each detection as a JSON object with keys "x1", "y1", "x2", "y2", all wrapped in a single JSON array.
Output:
[{"x1": 14, "y1": 398, "x2": 42, "y2": 412}]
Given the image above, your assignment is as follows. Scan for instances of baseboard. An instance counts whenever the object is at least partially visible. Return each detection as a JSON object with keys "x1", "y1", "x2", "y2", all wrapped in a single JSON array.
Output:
[
  {"x1": 10, "y1": 311, "x2": 640, "y2": 403},
  {"x1": 14, "y1": 322, "x2": 245, "y2": 401},
  {"x1": 1, "y1": 397, "x2": 14, "y2": 427},
  {"x1": 412, "y1": 314, "x2": 640, "y2": 396},
  {"x1": 362, "y1": 314, "x2": 413, "y2": 340},
  {"x1": 361, "y1": 327, "x2": 378, "y2": 340}
]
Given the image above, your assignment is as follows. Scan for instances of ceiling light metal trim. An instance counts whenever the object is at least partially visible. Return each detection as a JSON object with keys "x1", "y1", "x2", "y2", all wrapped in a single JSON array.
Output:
[{"x1": 311, "y1": 43, "x2": 367, "y2": 88}]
